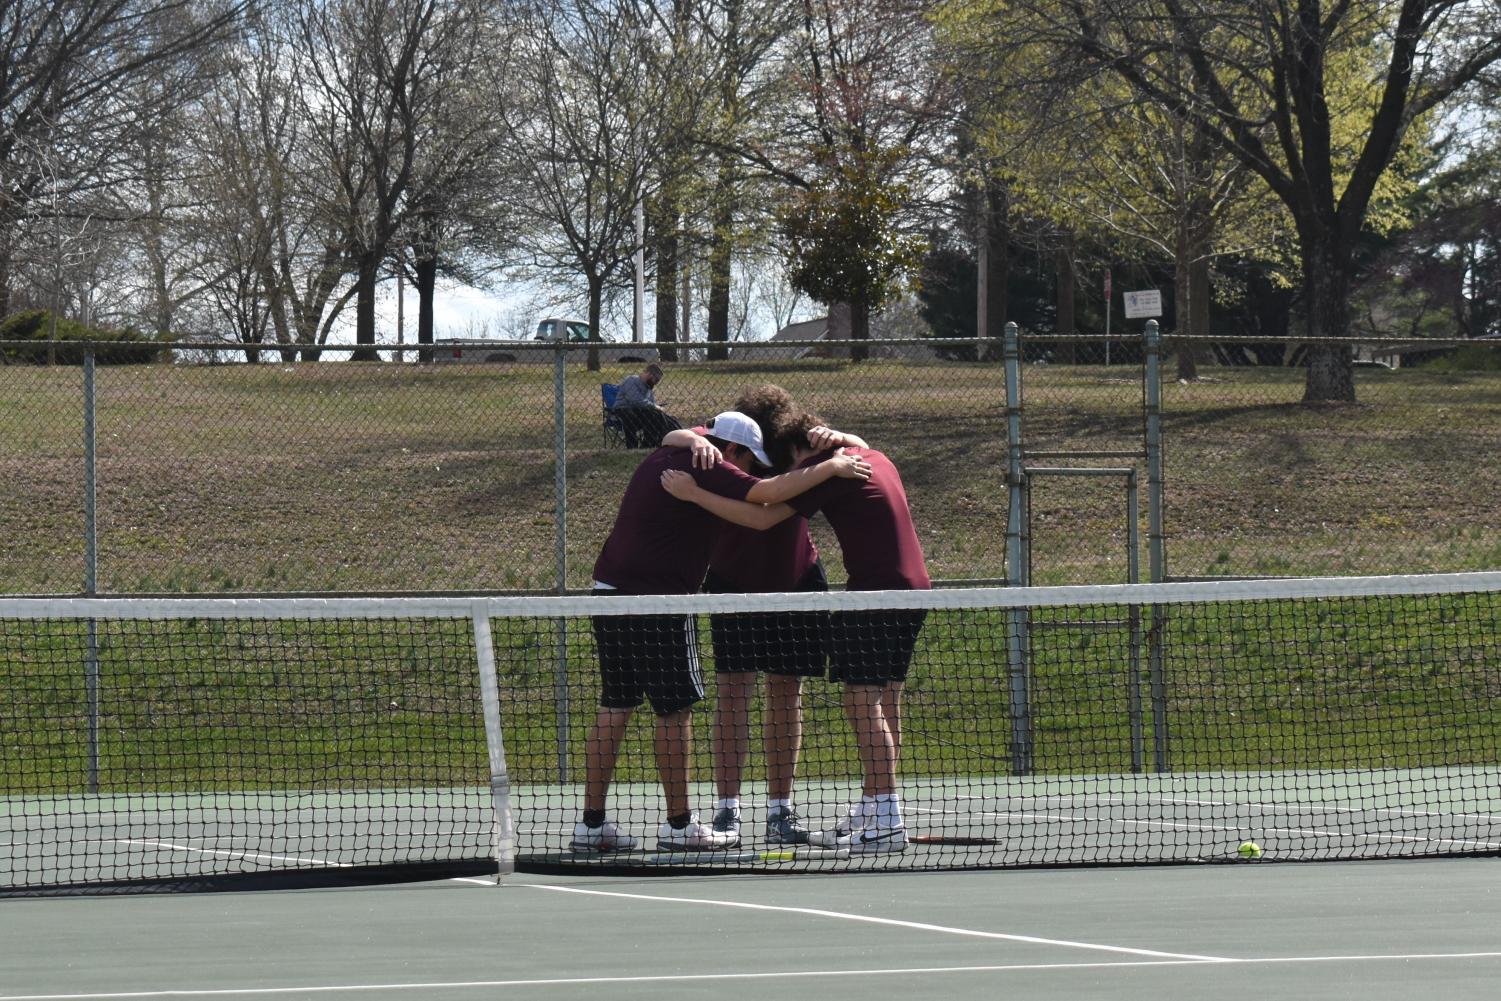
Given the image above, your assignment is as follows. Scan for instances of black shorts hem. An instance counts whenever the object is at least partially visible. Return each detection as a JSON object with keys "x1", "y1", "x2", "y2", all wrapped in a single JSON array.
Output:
[{"x1": 826, "y1": 609, "x2": 927, "y2": 685}]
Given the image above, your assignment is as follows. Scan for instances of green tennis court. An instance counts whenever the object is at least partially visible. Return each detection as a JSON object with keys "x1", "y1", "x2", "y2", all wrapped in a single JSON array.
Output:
[
  {"x1": 4, "y1": 578, "x2": 1501, "y2": 998},
  {"x1": 8, "y1": 768, "x2": 1501, "y2": 889},
  {"x1": 4, "y1": 858, "x2": 1501, "y2": 1000}
]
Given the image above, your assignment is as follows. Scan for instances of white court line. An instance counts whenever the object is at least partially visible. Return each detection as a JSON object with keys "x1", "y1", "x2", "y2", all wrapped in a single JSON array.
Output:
[
  {"x1": 115, "y1": 840, "x2": 353, "y2": 868},
  {"x1": 114, "y1": 839, "x2": 497, "y2": 887},
  {"x1": 915, "y1": 807, "x2": 1501, "y2": 850},
  {"x1": 955, "y1": 793, "x2": 1501, "y2": 824},
  {"x1": 524, "y1": 884, "x2": 1227, "y2": 961},
  {"x1": 6, "y1": 953, "x2": 1501, "y2": 1000},
  {"x1": 1152, "y1": 797, "x2": 1501, "y2": 824}
]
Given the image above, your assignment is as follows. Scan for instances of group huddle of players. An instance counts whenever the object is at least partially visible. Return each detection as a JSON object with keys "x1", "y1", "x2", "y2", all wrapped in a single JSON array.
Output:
[{"x1": 575, "y1": 384, "x2": 929, "y2": 856}]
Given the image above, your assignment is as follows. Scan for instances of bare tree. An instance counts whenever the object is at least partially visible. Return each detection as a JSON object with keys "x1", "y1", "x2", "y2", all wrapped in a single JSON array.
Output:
[
  {"x1": 191, "y1": 9, "x2": 357, "y2": 359},
  {"x1": 498, "y1": 0, "x2": 691, "y2": 371},
  {"x1": 394, "y1": 1, "x2": 519, "y2": 362},
  {"x1": 0, "y1": 0, "x2": 243, "y2": 317},
  {"x1": 298, "y1": 0, "x2": 487, "y2": 360}
]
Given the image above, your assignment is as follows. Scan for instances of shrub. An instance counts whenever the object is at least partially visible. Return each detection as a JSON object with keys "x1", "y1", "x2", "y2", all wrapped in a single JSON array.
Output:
[
  {"x1": 1420, "y1": 343, "x2": 1501, "y2": 372},
  {"x1": 0, "y1": 310, "x2": 166, "y2": 365}
]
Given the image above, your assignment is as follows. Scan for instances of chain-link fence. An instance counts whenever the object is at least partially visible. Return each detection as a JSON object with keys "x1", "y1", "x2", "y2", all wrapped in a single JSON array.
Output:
[{"x1": 3, "y1": 332, "x2": 1497, "y2": 595}]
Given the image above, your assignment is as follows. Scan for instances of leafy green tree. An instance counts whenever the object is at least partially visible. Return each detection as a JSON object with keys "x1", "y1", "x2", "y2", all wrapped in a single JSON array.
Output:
[
  {"x1": 952, "y1": 0, "x2": 1501, "y2": 401},
  {"x1": 779, "y1": 149, "x2": 928, "y2": 359}
]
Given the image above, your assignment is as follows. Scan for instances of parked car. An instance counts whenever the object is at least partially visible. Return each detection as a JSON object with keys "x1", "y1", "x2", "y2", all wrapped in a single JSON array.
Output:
[{"x1": 431, "y1": 318, "x2": 657, "y2": 365}]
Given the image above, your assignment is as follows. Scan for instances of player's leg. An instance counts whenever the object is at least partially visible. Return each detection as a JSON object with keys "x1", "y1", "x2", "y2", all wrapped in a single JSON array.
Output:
[
  {"x1": 763, "y1": 670, "x2": 812, "y2": 845},
  {"x1": 711, "y1": 671, "x2": 754, "y2": 797},
  {"x1": 710, "y1": 669, "x2": 754, "y2": 846},
  {"x1": 573, "y1": 707, "x2": 638, "y2": 850},
  {"x1": 574, "y1": 613, "x2": 647, "y2": 851},
  {"x1": 646, "y1": 615, "x2": 734, "y2": 851},
  {"x1": 842, "y1": 683, "x2": 897, "y2": 797},
  {"x1": 808, "y1": 609, "x2": 913, "y2": 852},
  {"x1": 654, "y1": 707, "x2": 694, "y2": 819},
  {"x1": 763, "y1": 672, "x2": 803, "y2": 802},
  {"x1": 763, "y1": 582, "x2": 826, "y2": 845},
  {"x1": 583, "y1": 707, "x2": 631, "y2": 812},
  {"x1": 883, "y1": 681, "x2": 903, "y2": 769}
]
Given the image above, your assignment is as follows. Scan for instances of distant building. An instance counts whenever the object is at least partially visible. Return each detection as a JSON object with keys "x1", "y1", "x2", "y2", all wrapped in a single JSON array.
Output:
[{"x1": 750, "y1": 301, "x2": 939, "y2": 361}]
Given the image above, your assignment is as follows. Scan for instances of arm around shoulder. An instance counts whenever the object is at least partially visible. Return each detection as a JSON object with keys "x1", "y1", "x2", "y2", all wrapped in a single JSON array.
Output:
[
  {"x1": 661, "y1": 469, "x2": 796, "y2": 530},
  {"x1": 744, "y1": 449, "x2": 871, "y2": 504}
]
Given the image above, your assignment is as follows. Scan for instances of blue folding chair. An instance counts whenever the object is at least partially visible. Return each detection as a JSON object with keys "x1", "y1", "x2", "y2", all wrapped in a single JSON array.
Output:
[{"x1": 601, "y1": 383, "x2": 628, "y2": 448}]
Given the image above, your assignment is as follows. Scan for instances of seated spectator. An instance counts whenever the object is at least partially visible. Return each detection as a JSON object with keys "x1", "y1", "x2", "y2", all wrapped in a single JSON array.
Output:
[{"x1": 613, "y1": 363, "x2": 682, "y2": 447}]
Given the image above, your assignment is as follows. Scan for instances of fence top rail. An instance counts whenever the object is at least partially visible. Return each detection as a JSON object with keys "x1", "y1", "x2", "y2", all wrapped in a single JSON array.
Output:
[
  {"x1": 0, "y1": 336, "x2": 998, "y2": 354},
  {"x1": 4, "y1": 572, "x2": 1498, "y2": 620},
  {"x1": 4, "y1": 333, "x2": 1492, "y2": 354}
]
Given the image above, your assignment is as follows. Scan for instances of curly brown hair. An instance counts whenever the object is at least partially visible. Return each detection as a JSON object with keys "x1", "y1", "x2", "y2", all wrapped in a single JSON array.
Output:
[
  {"x1": 729, "y1": 384, "x2": 799, "y2": 472},
  {"x1": 730, "y1": 384, "x2": 794, "y2": 426},
  {"x1": 766, "y1": 407, "x2": 827, "y2": 468}
]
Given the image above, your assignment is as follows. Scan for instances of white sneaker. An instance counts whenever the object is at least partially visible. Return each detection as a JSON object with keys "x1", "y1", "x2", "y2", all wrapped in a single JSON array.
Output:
[
  {"x1": 570, "y1": 819, "x2": 640, "y2": 852},
  {"x1": 825, "y1": 822, "x2": 908, "y2": 855},
  {"x1": 808, "y1": 802, "x2": 869, "y2": 848},
  {"x1": 657, "y1": 815, "x2": 737, "y2": 851}
]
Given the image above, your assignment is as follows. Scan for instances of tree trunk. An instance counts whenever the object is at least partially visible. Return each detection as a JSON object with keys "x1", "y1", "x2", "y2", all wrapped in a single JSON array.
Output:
[
  {"x1": 1185, "y1": 252, "x2": 1210, "y2": 379},
  {"x1": 849, "y1": 296, "x2": 870, "y2": 362},
  {"x1": 1055, "y1": 235, "x2": 1076, "y2": 363},
  {"x1": 986, "y1": 182, "x2": 1009, "y2": 335},
  {"x1": 1300, "y1": 232, "x2": 1356, "y2": 402},
  {"x1": 586, "y1": 278, "x2": 603, "y2": 372},
  {"x1": 980, "y1": 178, "x2": 1008, "y2": 361},
  {"x1": 706, "y1": 163, "x2": 733, "y2": 362},
  {"x1": 1173, "y1": 220, "x2": 1198, "y2": 381},
  {"x1": 415, "y1": 253, "x2": 437, "y2": 364},
  {"x1": 652, "y1": 198, "x2": 679, "y2": 363},
  {"x1": 0, "y1": 243, "x2": 11, "y2": 318},
  {"x1": 353, "y1": 253, "x2": 380, "y2": 361}
]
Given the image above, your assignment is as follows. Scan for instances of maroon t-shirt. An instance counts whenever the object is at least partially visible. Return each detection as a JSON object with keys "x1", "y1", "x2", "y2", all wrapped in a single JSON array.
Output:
[
  {"x1": 592, "y1": 447, "x2": 758, "y2": 594},
  {"x1": 710, "y1": 519, "x2": 819, "y2": 592},
  {"x1": 677, "y1": 424, "x2": 819, "y2": 592},
  {"x1": 787, "y1": 447, "x2": 930, "y2": 591}
]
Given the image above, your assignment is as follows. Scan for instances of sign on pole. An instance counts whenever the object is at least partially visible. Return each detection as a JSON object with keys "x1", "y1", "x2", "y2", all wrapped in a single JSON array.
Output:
[{"x1": 1123, "y1": 289, "x2": 1163, "y2": 319}]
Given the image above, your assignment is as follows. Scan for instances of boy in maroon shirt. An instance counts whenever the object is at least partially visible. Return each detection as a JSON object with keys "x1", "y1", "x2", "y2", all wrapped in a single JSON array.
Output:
[
  {"x1": 661, "y1": 412, "x2": 928, "y2": 854},
  {"x1": 573, "y1": 412, "x2": 871, "y2": 853},
  {"x1": 664, "y1": 405, "x2": 866, "y2": 848}
]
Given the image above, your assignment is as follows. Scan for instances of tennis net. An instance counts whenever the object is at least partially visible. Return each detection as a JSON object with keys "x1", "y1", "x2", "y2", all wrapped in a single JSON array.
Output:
[{"x1": 3, "y1": 572, "x2": 1500, "y2": 892}]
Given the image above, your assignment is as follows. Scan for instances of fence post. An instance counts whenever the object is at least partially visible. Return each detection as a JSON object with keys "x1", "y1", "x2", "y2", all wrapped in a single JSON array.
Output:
[
  {"x1": 1143, "y1": 320, "x2": 1165, "y2": 582},
  {"x1": 1002, "y1": 322, "x2": 1032, "y2": 776},
  {"x1": 83, "y1": 347, "x2": 100, "y2": 794},
  {"x1": 552, "y1": 342, "x2": 570, "y2": 784},
  {"x1": 1142, "y1": 320, "x2": 1170, "y2": 772}
]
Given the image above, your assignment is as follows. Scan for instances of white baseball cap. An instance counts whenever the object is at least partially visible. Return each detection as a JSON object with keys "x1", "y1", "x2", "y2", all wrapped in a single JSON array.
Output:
[{"x1": 707, "y1": 411, "x2": 772, "y2": 468}]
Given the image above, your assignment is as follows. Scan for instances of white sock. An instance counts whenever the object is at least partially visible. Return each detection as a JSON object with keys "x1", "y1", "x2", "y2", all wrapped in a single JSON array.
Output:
[
  {"x1": 768, "y1": 798, "x2": 791, "y2": 811},
  {"x1": 716, "y1": 797, "x2": 740, "y2": 814},
  {"x1": 873, "y1": 793, "x2": 902, "y2": 824}
]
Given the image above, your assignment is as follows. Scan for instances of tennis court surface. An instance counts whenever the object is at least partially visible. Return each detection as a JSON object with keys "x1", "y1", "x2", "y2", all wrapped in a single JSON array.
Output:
[
  {"x1": 4, "y1": 573, "x2": 1500, "y2": 996},
  {"x1": 4, "y1": 858, "x2": 1501, "y2": 1000}
]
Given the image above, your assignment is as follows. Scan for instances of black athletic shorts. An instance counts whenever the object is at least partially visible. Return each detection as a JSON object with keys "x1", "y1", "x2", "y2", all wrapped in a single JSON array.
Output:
[
  {"x1": 592, "y1": 599, "x2": 705, "y2": 716},
  {"x1": 827, "y1": 608, "x2": 928, "y2": 685},
  {"x1": 705, "y1": 562, "x2": 830, "y2": 678}
]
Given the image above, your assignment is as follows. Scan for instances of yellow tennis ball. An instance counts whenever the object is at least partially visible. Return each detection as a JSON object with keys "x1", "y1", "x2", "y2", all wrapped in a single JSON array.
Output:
[{"x1": 1238, "y1": 841, "x2": 1263, "y2": 859}]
